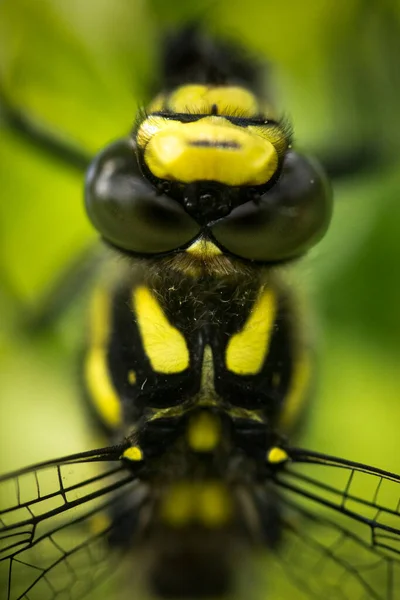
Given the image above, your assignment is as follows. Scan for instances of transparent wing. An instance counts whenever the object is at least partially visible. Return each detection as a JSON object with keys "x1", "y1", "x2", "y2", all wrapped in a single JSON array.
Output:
[
  {"x1": 2, "y1": 446, "x2": 400, "y2": 600},
  {"x1": 266, "y1": 448, "x2": 400, "y2": 599},
  {"x1": 0, "y1": 445, "x2": 142, "y2": 600}
]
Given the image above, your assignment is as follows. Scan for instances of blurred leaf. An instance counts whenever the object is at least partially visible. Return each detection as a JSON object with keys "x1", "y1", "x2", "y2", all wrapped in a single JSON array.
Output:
[
  {"x1": 0, "y1": 0, "x2": 154, "y2": 151},
  {"x1": 0, "y1": 127, "x2": 95, "y2": 303}
]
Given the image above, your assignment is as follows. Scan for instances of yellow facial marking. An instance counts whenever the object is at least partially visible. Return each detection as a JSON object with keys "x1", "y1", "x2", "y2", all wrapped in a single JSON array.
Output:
[
  {"x1": 267, "y1": 447, "x2": 289, "y2": 464},
  {"x1": 161, "y1": 481, "x2": 232, "y2": 528},
  {"x1": 139, "y1": 115, "x2": 278, "y2": 186},
  {"x1": 122, "y1": 446, "x2": 144, "y2": 462},
  {"x1": 186, "y1": 238, "x2": 222, "y2": 257},
  {"x1": 248, "y1": 123, "x2": 289, "y2": 157},
  {"x1": 133, "y1": 286, "x2": 189, "y2": 374},
  {"x1": 167, "y1": 85, "x2": 259, "y2": 117},
  {"x1": 226, "y1": 288, "x2": 277, "y2": 375},
  {"x1": 187, "y1": 412, "x2": 221, "y2": 452},
  {"x1": 128, "y1": 370, "x2": 137, "y2": 385},
  {"x1": 278, "y1": 353, "x2": 311, "y2": 432},
  {"x1": 84, "y1": 289, "x2": 122, "y2": 429}
]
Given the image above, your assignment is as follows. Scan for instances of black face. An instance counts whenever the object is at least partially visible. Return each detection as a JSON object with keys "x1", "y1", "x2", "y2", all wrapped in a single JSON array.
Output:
[{"x1": 85, "y1": 138, "x2": 333, "y2": 263}]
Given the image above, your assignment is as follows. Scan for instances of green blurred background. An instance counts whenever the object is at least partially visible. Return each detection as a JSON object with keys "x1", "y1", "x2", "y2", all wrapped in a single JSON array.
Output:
[{"x1": 0, "y1": 0, "x2": 400, "y2": 479}]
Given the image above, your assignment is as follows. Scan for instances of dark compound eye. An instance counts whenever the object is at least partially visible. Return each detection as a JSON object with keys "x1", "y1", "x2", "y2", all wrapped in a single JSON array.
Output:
[
  {"x1": 85, "y1": 140, "x2": 199, "y2": 255},
  {"x1": 211, "y1": 151, "x2": 333, "y2": 262}
]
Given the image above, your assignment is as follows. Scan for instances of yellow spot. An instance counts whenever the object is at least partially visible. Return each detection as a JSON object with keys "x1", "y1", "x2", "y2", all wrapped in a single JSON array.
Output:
[
  {"x1": 137, "y1": 115, "x2": 278, "y2": 186},
  {"x1": 128, "y1": 370, "x2": 136, "y2": 385},
  {"x1": 167, "y1": 85, "x2": 259, "y2": 117},
  {"x1": 84, "y1": 289, "x2": 121, "y2": 429},
  {"x1": 199, "y1": 483, "x2": 232, "y2": 527},
  {"x1": 161, "y1": 483, "x2": 194, "y2": 527},
  {"x1": 160, "y1": 482, "x2": 232, "y2": 528},
  {"x1": 226, "y1": 288, "x2": 277, "y2": 375},
  {"x1": 133, "y1": 286, "x2": 189, "y2": 373},
  {"x1": 279, "y1": 354, "x2": 311, "y2": 432},
  {"x1": 186, "y1": 238, "x2": 222, "y2": 257},
  {"x1": 122, "y1": 446, "x2": 143, "y2": 462},
  {"x1": 187, "y1": 412, "x2": 221, "y2": 452},
  {"x1": 267, "y1": 447, "x2": 289, "y2": 464},
  {"x1": 272, "y1": 372, "x2": 281, "y2": 387}
]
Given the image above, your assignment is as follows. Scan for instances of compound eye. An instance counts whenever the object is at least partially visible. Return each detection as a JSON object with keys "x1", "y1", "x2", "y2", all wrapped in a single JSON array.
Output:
[
  {"x1": 211, "y1": 151, "x2": 333, "y2": 262},
  {"x1": 85, "y1": 140, "x2": 199, "y2": 254}
]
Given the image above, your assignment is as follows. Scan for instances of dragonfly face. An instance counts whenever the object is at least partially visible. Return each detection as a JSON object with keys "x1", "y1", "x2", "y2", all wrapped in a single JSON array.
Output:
[{"x1": 0, "y1": 18, "x2": 399, "y2": 600}]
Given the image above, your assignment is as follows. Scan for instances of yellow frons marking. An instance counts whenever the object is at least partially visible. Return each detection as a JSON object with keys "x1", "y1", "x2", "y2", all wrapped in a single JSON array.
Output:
[
  {"x1": 279, "y1": 353, "x2": 311, "y2": 431},
  {"x1": 122, "y1": 446, "x2": 143, "y2": 462},
  {"x1": 167, "y1": 85, "x2": 259, "y2": 117},
  {"x1": 267, "y1": 447, "x2": 289, "y2": 464},
  {"x1": 186, "y1": 238, "x2": 222, "y2": 257},
  {"x1": 226, "y1": 288, "x2": 277, "y2": 375},
  {"x1": 128, "y1": 370, "x2": 136, "y2": 385},
  {"x1": 187, "y1": 412, "x2": 221, "y2": 452},
  {"x1": 84, "y1": 289, "x2": 122, "y2": 429},
  {"x1": 161, "y1": 482, "x2": 232, "y2": 528},
  {"x1": 90, "y1": 513, "x2": 111, "y2": 535},
  {"x1": 133, "y1": 286, "x2": 189, "y2": 373},
  {"x1": 137, "y1": 115, "x2": 278, "y2": 186}
]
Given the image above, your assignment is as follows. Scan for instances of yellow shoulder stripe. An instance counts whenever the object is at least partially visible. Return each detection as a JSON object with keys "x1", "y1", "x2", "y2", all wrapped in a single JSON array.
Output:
[
  {"x1": 84, "y1": 289, "x2": 122, "y2": 429},
  {"x1": 133, "y1": 286, "x2": 189, "y2": 373},
  {"x1": 225, "y1": 288, "x2": 277, "y2": 375}
]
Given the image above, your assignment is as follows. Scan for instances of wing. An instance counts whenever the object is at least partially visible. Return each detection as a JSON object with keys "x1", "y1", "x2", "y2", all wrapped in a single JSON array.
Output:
[
  {"x1": 266, "y1": 448, "x2": 400, "y2": 599},
  {"x1": 0, "y1": 445, "x2": 142, "y2": 600},
  {"x1": 2, "y1": 445, "x2": 400, "y2": 600}
]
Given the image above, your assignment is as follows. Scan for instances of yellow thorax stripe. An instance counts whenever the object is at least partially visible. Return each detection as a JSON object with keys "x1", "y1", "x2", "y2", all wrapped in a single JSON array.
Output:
[
  {"x1": 133, "y1": 286, "x2": 190, "y2": 373},
  {"x1": 225, "y1": 288, "x2": 277, "y2": 375},
  {"x1": 84, "y1": 289, "x2": 122, "y2": 429}
]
